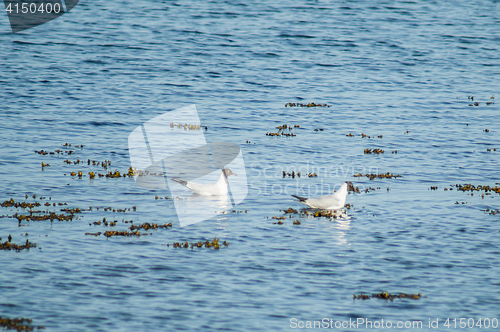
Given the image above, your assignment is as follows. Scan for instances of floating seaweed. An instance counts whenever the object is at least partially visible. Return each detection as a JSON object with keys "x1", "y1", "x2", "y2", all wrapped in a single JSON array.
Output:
[
  {"x1": 87, "y1": 159, "x2": 112, "y2": 168},
  {"x1": 364, "y1": 148, "x2": 384, "y2": 154},
  {"x1": 283, "y1": 210, "x2": 341, "y2": 219},
  {"x1": 353, "y1": 294, "x2": 370, "y2": 300},
  {"x1": 353, "y1": 292, "x2": 422, "y2": 301},
  {"x1": 0, "y1": 317, "x2": 44, "y2": 331},
  {"x1": 455, "y1": 184, "x2": 500, "y2": 194},
  {"x1": 351, "y1": 186, "x2": 382, "y2": 194},
  {"x1": 266, "y1": 131, "x2": 296, "y2": 137},
  {"x1": 170, "y1": 238, "x2": 229, "y2": 249},
  {"x1": 85, "y1": 232, "x2": 102, "y2": 236},
  {"x1": 106, "y1": 170, "x2": 122, "y2": 178},
  {"x1": 91, "y1": 206, "x2": 136, "y2": 212},
  {"x1": 277, "y1": 203, "x2": 353, "y2": 221},
  {"x1": 311, "y1": 210, "x2": 339, "y2": 218},
  {"x1": 294, "y1": 206, "x2": 352, "y2": 219},
  {"x1": 90, "y1": 218, "x2": 118, "y2": 227},
  {"x1": 283, "y1": 171, "x2": 299, "y2": 178},
  {"x1": 15, "y1": 212, "x2": 75, "y2": 223},
  {"x1": 271, "y1": 215, "x2": 287, "y2": 224},
  {"x1": 103, "y1": 230, "x2": 142, "y2": 238},
  {"x1": 281, "y1": 171, "x2": 318, "y2": 178},
  {"x1": 72, "y1": 168, "x2": 136, "y2": 179},
  {"x1": 346, "y1": 133, "x2": 383, "y2": 138},
  {"x1": 0, "y1": 238, "x2": 37, "y2": 252},
  {"x1": 227, "y1": 209, "x2": 247, "y2": 214},
  {"x1": 483, "y1": 209, "x2": 500, "y2": 215},
  {"x1": 463, "y1": 96, "x2": 495, "y2": 106},
  {"x1": 36, "y1": 147, "x2": 79, "y2": 156},
  {"x1": 282, "y1": 207, "x2": 298, "y2": 214},
  {"x1": 173, "y1": 241, "x2": 190, "y2": 248},
  {"x1": 266, "y1": 124, "x2": 299, "y2": 137},
  {"x1": 277, "y1": 124, "x2": 299, "y2": 130},
  {"x1": 1, "y1": 199, "x2": 41, "y2": 209},
  {"x1": 61, "y1": 207, "x2": 82, "y2": 214},
  {"x1": 170, "y1": 122, "x2": 202, "y2": 130},
  {"x1": 285, "y1": 102, "x2": 330, "y2": 107},
  {"x1": 132, "y1": 168, "x2": 164, "y2": 177},
  {"x1": 129, "y1": 222, "x2": 172, "y2": 231},
  {"x1": 353, "y1": 173, "x2": 402, "y2": 180}
]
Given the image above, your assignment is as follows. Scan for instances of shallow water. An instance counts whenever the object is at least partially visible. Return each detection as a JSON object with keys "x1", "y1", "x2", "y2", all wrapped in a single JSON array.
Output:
[{"x1": 1, "y1": 1, "x2": 500, "y2": 331}]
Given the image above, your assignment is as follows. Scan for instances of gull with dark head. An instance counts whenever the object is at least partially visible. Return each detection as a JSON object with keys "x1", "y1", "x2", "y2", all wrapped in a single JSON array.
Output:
[
  {"x1": 291, "y1": 181, "x2": 354, "y2": 210},
  {"x1": 171, "y1": 168, "x2": 237, "y2": 196}
]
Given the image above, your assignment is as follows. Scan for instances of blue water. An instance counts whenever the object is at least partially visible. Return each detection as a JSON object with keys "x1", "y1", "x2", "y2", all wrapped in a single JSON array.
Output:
[{"x1": 1, "y1": 1, "x2": 500, "y2": 331}]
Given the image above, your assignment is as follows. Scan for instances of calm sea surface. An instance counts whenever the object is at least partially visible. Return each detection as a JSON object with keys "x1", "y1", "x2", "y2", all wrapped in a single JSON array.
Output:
[{"x1": 1, "y1": 1, "x2": 500, "y2": 331}]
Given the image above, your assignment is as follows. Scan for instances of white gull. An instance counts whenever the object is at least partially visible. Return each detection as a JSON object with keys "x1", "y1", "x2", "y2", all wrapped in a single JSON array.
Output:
[
  {"x1": 291, "y1": 181, "x2": 353, "y2": 210},
  {"x1": 171, "y1": 168, "x2": 237, "y2": 196}
]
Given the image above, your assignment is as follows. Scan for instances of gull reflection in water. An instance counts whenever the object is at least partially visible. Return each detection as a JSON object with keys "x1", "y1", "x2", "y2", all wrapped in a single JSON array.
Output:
[
  {"x1": 169, "y1": 192, "x2": 231, "y2": 226},
  {"x1": 302, "y1": 208, "x2": 352, "y2": 245}
]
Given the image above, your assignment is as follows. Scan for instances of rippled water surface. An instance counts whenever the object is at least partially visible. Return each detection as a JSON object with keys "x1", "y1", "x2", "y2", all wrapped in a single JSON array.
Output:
[{"x1": 1, "y1": 1, "x2": 500, "y2": 331}]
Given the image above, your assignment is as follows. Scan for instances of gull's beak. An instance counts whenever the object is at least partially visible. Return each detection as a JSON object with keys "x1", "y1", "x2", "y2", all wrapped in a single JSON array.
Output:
[{"x1": 233, "y1": 172, "x2": 238, "y2": 176}]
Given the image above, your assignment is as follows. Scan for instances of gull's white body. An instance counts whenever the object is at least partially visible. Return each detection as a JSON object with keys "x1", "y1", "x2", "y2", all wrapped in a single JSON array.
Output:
[
  {"x1": 292, "y1": 182, "x2": 350, "y2": 210},
  {"x1": 171, "y1": 169, "x2": 235, "y2": 196}
]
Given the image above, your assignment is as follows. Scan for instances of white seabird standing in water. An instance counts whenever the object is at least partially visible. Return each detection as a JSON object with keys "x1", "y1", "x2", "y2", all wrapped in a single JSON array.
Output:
[
  {"x1": 291, "y1": 181, "x2": 353, "y2": 209},
  {"x1": 171, "y1": 168, "x2": 237, "y2": 196}
]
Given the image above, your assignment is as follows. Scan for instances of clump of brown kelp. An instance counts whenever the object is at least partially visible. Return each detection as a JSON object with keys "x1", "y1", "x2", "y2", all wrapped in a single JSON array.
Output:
[
  {"x1": 0, "y1": 317, "x2": 44, "y2": 331},
  {"x1": 169, "y1": 238, "x2": 229, "y2": 250},
  {"x1": 353, "y1": 292, "x2": 422, "y2": 301}
]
